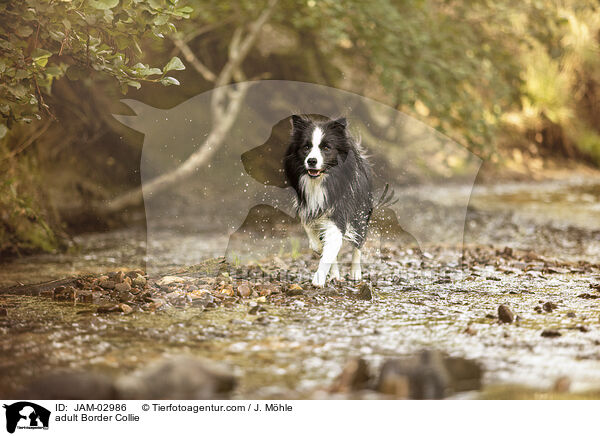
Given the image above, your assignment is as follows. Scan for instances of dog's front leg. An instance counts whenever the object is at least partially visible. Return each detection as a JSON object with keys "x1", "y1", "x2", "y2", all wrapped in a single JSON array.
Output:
[
  {"x1": 303, "y1": 224, "x2": 322, "y2": 253},
  {"x1": 312, "y1": 224, "x2": 343, "y2": 287}
]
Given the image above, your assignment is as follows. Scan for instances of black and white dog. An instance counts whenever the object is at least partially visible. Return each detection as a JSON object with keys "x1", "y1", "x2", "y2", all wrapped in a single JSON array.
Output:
[{"x1": 284, "y1": 115, "x2": 373, "y2": 287}]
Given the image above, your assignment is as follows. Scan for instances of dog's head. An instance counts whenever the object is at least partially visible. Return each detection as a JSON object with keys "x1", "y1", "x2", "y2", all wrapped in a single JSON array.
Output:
[{"x1": 288, "y1": 115, "x2": 350, "y2": 179}]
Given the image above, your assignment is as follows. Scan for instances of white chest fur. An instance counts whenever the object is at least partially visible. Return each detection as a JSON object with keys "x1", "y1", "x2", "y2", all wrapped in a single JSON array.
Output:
[{"x1": 298, "y1": 173, "x2": 328, "y2": 222}]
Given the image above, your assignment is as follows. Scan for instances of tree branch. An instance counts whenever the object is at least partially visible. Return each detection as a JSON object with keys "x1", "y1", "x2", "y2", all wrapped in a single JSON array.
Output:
[
  {"x1": 170, "y1": 37, "x2": 216, "y2": 82},
  {"x1": 105, "y1": 0, "x2": 279, "y2": 213}
]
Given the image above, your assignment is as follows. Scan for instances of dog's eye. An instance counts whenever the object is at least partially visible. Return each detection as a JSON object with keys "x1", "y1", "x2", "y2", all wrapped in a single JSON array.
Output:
[
  {"x1": 321, "y1": 144, "x2": 330, "y2": 150},
  {"x1": 303, "y1": 144, "x2": 311, "y2": 151}
]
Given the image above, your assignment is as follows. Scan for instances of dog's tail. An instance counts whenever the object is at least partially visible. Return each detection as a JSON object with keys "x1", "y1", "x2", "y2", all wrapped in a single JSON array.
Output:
[{"x1": 375, "y1": 183, "x2": 398, "y2": 208}]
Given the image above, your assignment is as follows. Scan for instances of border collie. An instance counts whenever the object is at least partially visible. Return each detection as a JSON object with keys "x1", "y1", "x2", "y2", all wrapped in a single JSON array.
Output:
[{"x1": 284, "y1": 115, "x2": 373, "y2": 287}]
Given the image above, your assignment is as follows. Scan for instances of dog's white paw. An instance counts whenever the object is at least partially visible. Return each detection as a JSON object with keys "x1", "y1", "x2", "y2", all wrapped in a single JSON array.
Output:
[
  {"x1": 312, "y1": 270, "x2": 327, "y2": 287},
  {"x1": 350, "y1": 268, "x2": 362, "y2": 282}
]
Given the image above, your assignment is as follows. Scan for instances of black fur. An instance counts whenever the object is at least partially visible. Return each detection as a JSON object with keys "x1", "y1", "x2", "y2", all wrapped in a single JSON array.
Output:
[{"x1": 284, "y1": 115, "x2": 374, "y2": 248}]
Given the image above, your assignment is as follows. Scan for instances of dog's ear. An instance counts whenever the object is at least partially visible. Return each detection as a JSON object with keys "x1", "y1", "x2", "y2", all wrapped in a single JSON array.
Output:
[
  {"x1": 327, "y1": 117, "x2": 348, "y2": 135},
  {"x1": 332, "y1": 117, "x2": 347, "y2": 128},
  {"x1": 290, "y1": 115, "x2": 309, "y2": 132}
]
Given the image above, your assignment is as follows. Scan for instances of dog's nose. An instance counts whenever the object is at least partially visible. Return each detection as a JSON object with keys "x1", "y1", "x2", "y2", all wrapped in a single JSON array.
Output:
[{"x1": 307, "y1": 158, "x2": 317, "y2": 167}]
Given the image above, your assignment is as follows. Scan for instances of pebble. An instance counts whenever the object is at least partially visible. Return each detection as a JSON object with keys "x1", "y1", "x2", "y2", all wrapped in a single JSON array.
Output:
[
  {"x1": 114, "y1": 282, "x2": 131, "y2": 293},
  {"x1": 98, "y1": 279, "x2": 116, "y2": 290},
  {"x1": 76, "y1": 290, "x2": 94, "y2": 303},
  {"x1": 498, "y1": 304, "x2": 514, "y2": 323},
  {"x1": 156, "y1": 276, "x2": 183, "y2": 286},
  {"x1": 543, "y1": 302, "x2": 558, "y2": 312},
  {"x1": 133, "y1": 275, "x2": 147, "y2": 288},
  {"x1": 237, "y1": 284, "x2": 251, "y2": 298},
  {"x1": 118, "y1": 303, "x2": 133, "y2": 315},
  {"x1": 248, "y1": 304, "x2": 267, "y2": 315},
  {"x1": 358, "y1": 282, "x2": 373, "y2": 301},
  {"x1": 541, "y1": 329, "x2": 562, "y2": 338},
  {"x1": 286, "y1": 284, "x2": 304, "y2": 296}
]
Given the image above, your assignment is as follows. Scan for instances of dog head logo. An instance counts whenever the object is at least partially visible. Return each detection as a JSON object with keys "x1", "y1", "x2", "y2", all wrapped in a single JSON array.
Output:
[
  {"x1": 113, "y1": 81, "x2": 481, "y2": 277},
  {"x1": 3, "y1": 402, "x2": 50, "y2": 434}
]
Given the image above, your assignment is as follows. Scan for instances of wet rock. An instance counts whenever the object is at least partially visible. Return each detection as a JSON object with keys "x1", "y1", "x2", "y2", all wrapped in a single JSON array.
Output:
[
  {"x1": 237, "y1": 284, "x2": 251, "y2": 298},
  {"x1": 358, "y1": 282, "x2": 373, "y2": 301},
  {"x1": 133, "y1": 275, "x2": 147, "y2": 288},
  {"x1": 145, "y1": 299, "x2": 165, "y2": 312},
  {"x1": 578, "y1": 325, "x2": 590, "y2": 333},
  {"x1": 98, "y1": 279, "x2": 116, "y2": 290},
  {"x1": 116, "y1": 356, "x2": 236, "y2": 399},
  {"x1": 543, "y1": 302, "x2": 558, "y2": 313},
  {"x1": 97, "y1": 303, "x2": 132, "y2": 314},
  {"x1": 498, "y1": 304, "x2": 514, "y2": 323},
  {"x1": 541, "y1": 329, "x2": 562, "y2": 338},
  {"x1": 114, "y1": 282, "x2": 131, "y2": 293},
  {"x1": 254, "y1": 315, "x2": 278, "y2": 325},
  {"x1": 330, "y1": 358, "x2": 371, "y2": 393},
  {"x1": 285, "y1": 284, "x2": 304, "y2": 296},
  {"x1": 219, "y1": 285, "x2": 234, "y2": 297},
  {"x1": 248, "y1": 304, "x2": 267, "y2": 315},
  {"x1": 534, "y1": 306, "x2": 543, "y2": 314},
  {"x1": 578, "y1": 293, "x2": 600, "y2": 299},
  {"x1": 119, "y1": 291, "x2": 134, "y2": 303},
  {"x1": 54, "y1": 286, "x2": 77, "y2": 301},
  {"x1": 566, "y1": 312, "x2": 576, "y2": 318},
  {"x1": 157, "y1": 276, "x2": 184, "y2": 286},
  {"x1": 76, "y1": 290, "x2": 94, "y2": 303},
  {"x1": 17, "y1": 371, "x2": 117, "y2": 400},
  {"x1": 126, "y1": 269, "x2": 146, "y2": 279},
  {"x1": 118, "y1": 303, "x2": 133, "y2": 314},
  {"x1": 111, "y1": 271, "x2": 125, "y2": 283},
  {"x1": 190, "y1": 291, "x2": 215, "y2": 307},
  {"x1": 377, "y1": 350, "x2": 448, "y2": 399}
]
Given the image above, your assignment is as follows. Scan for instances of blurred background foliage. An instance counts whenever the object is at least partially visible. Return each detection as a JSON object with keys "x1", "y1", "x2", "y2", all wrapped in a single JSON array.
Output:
[{"x1": 1, "y1": 0, "x2": 600, "y2": 255}]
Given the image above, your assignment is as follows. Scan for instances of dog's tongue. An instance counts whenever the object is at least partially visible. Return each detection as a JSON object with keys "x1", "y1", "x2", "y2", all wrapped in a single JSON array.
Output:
[{"x1": 308, "y1": 169, "x2": 321, "y2": 176}]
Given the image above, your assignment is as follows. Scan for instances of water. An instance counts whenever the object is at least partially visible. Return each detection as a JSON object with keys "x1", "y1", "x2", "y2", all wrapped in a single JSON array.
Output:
[{"x1": 1, "y1": 178, "x2": 599, "y2": 398}]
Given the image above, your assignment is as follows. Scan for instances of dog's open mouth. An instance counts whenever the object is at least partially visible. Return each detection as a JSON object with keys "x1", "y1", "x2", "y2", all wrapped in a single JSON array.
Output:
[{"x1": 307, "y1": 169, "x2": 322, "y2": 177}]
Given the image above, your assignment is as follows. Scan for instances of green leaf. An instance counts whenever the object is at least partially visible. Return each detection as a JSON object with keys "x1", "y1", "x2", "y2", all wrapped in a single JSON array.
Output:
[
  {"x1": 127, "y1": 80, "x2": 141, "y2": 89},
  {"x1": 15, "y1": 25, "x2": 33, "y2": 38},
  {"x1": 160, "y1": 76, "x2": 180, "y2": 86},
  {"x1": 32, "y1": 48, "x2": 52, "y2": 62},
  {"x1": 163, "y1": 56, "x2": 185, "y2": 72},
  {"x1": 87, "y1": 0, "x2": 120, "y2": 10},
  {"x1": 145, "y1": 67, "x2": 163, "y2": 76}
]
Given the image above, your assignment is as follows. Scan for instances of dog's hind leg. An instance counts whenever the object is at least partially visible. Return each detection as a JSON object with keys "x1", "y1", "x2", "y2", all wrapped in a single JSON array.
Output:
[
  {"x1": 312, "y1": 223, "x2": 343, "y2": 287},
  {"x1": 330, "y1": 256, "x2": 341, "y2": 281},
  {"x1": 350, "y1": 247, "x2": 362, "y2": 281}
]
